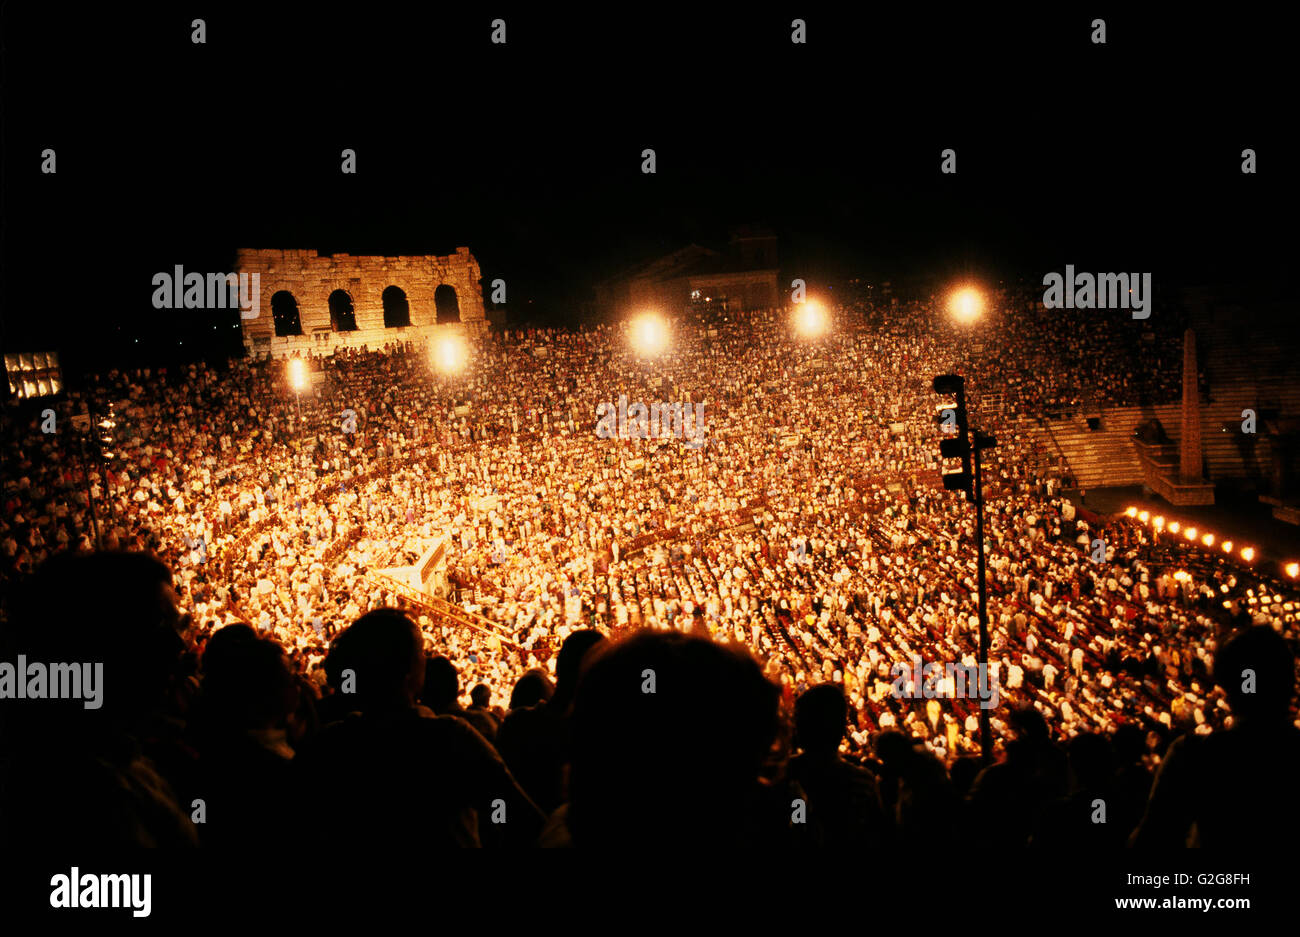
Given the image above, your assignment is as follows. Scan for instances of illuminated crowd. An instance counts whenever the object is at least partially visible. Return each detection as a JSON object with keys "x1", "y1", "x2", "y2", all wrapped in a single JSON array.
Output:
[{"x1": 2, "y1": 288, "x2": 1297, "y2": 829}]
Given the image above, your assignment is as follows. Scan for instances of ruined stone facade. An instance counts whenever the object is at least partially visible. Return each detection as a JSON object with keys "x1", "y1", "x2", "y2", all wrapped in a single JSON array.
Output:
[
  {"x1": 592, "y1": 229, "x2": 780, "y2": 320},
  {"x1": 236, "y1": 247, "x2": 486, "y2": 358}
]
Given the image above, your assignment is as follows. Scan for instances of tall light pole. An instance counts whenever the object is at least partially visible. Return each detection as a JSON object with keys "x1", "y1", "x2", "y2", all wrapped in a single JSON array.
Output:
[{"x1": 934, "y1": 373, "x2": 999, "y2": 763}]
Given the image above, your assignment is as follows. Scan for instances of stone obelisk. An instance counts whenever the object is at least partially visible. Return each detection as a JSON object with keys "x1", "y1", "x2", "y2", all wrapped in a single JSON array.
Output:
[{"x1": 1180, "y1": 328, "x2": 1203, "y2": 482}]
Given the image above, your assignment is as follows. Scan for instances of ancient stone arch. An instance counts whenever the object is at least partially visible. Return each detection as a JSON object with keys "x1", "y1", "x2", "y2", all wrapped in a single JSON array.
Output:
[
  {"x1": 382, "y1": 285, "x2": 412, "y2": 328},
  {"x1": 236, "y1": 247, "x2": 486, "y2": 357},
  {"x1": 435, "y1": 284, "x2": 461, "y2": 324},
  {"x1": 327, "y1": 289, "x2": 358, "y2": 331},
  {"x1": 271, "y1": 290, "x2": 303, "y2": 336}
]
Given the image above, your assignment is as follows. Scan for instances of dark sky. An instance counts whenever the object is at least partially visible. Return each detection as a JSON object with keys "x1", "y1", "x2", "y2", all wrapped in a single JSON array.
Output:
[{"x1": 2, "y1": 6, "x2": 1291, "y2": 373}]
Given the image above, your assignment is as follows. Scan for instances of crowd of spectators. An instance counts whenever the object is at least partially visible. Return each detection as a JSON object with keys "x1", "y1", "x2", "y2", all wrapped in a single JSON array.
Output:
[{"x1": 2, "y1": 290, "x2": 1297, "y2": 847}]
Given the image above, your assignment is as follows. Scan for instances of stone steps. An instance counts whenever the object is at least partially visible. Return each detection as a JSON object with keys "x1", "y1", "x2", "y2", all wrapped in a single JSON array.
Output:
[
  {"x1": 1021, "y1": 416, "x2": 1145, "y2": 488},
  {"x1": 1024, "y1": 380, "x2": 1300, "y2": 489},
  {"x1": 1001, "y1": 312, "x2": 1300, "y2": 491}
]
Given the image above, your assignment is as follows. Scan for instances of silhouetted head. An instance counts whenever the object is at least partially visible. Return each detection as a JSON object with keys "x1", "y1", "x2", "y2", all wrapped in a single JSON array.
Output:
[
  {"x1": 1214, "y1": 626, "x2": 1295, "y2": 724},
  {"x1": 553, "y1": 629, "x2": 606, "y2": 706},
  {"x1": 567, "y1": 630, "x2": 780, "y2": 847},
  {"x1": 794, "y1": 683, "x2": 848, "y2": 756},
  {"x1": 949, "y1": 755, "x2": 981, "y2": 796},
  {"x1": 1068, "y1": 732, "x2": 1114, "y2": 790},
  {"x1": 2, "y1": 551, "x2": 185, "y2": 746},
  {"x1": 510, "y1": 669, "x2": 554, "y2": 710},
  {"x1": 1009, "y1": 704, "x2": 1050, "y2": 746},
  {"x1": 201, "y1": 626, "x2": 297, "y2": 731},
  {"x1": 1111, "y1": 724, "x2": 1145, "y2": 764},
  {"x1": 324, "y1": 609, "x2": 424, "y2": 712},
  {"x1": 422, "y1": 655, "x2": 460, "y2": 710},
  {"x1": 873, "y1": 730, "x2": 915, "y2": 768},
  {"x1": 470, "y1": 683, "x2": 492, "y2": 708},
  {"x1": 203, "y1": 623, "x2": 259, "y2": 653}
]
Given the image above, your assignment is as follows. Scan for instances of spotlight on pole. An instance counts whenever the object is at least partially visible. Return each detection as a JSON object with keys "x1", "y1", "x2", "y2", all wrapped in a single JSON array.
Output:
[
  {"x1": 794, "y1": 299, "x2": 828, "y2": 338},
  {"x1": 946, "y1": 284, "x2": 986, "y2": 324},
  {"x1": 433, "y1": 334, "x2": 469, "y2": 373},
  {"x1": 288, "y1": 359, "x2": 308, "y2": 391},
  {"x1": 933, "y1": 374, "x2": 973, "y2": 498},
  {"x1": 629, "y1": 312, "x2": 669, "y2": 356}
]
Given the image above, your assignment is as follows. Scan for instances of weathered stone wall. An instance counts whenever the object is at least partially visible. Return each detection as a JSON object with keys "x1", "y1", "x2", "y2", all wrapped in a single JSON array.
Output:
[
  {"x1": 236, "y1": 247, "x2": 486, "y2": 358},
  {"x1": 626, "y1": 270, "x2": 779, "y2": 316},
  {"x1": 686, "y1": 271, "x2": 780, "y2": 312}
]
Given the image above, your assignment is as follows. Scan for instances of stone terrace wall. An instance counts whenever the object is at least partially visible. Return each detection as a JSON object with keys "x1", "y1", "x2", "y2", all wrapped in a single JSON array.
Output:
[{"x1": 237, "y1": 247, "x2": 486, "y2": 358}]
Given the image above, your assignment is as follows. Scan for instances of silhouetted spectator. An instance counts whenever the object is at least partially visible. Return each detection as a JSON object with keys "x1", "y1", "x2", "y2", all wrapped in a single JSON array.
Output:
[
  {"x1": 1131, "y1": 626, "x2": 1300, "y2": 847},
  {"x1": 293, "y1": 609, "x2": 543, "y2": 848},
  {"x1": 564, "y1": 630, "x2": 789, "y2": 847},
  {"x1": 1110, "y1": 724, "x2": 1152, "y2": 833},
  {"x1": 508, "y1": 669, "x2": 555, "y2": 711},
  {"x1": 422, "y1": 655, "x2": 499, "y2": 742},
  {"x1": 950, "y1": 755, "x2": 981, "y2": 799},
  {"x1": 788, "y1": 684, "x2": 887, "y2": 846},
  {"x1": 469, "y1": 683, "x2": 503, "y2": 732},
  {"x1": 190, "y1": 625, "x2": 300, "y2": 848},
  {"x1": 0, "y1": 551, "x2": 198, "y2": 848},
  {"x1": 496, "y1": 629, "x2": 605, "y2": 813},
  {"x1": 1033, "y1": 733, "x2": 1124, "y2": 847},
  {"x1": 968, "y1": 706, "x2": 1068, "y2": 848},
  {"x1": 874, "y1": 730, "x2": 957, "y2": 840}
]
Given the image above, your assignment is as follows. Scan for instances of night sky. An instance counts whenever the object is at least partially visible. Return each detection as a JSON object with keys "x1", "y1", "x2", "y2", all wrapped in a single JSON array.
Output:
[{"x1": 2, "y1": 6, "x2": 1291, "y2": 375}]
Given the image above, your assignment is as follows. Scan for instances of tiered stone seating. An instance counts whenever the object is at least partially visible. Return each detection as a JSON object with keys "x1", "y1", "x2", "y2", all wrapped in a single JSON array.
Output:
[
  {"x1": 1016, "y1": 310, "x2": 1300, "y2": 490},
  {"x1": 1023, "y1": 415, "x2": 1146, "y2": 488}
]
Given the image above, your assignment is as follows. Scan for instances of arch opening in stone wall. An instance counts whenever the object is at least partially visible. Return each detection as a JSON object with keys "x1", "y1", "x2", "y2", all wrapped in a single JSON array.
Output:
[
  {"x1": 435, "y1": 284, "x2": 461, "y2": 324},
  {"x1": 382, "y1": 285, "x2": 411, "y2": 328},
  {"x1": 328, "y1": 289, "x2": 359, "y2": 331},
  {"x1": 271, "y1": 291, "x2": 304, "y2": 336}
]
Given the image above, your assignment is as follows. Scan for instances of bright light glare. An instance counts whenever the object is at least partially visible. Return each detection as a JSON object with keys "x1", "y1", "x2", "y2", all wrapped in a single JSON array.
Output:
[
  {"x1": 794, "y1": 300, "x2": 828, "y2": 338},
  {"x1": 433, "y1": 335, "x2": 469, "y2": 373},
  {"x1": 630, "y1": 313, "x2": 669, "y2": 356},
  {"x1": 1286, "y1": 563, "x2": 1299, "y2": 578},
  {"x1": 948, "y1": 286, "x2": 985, "y2": 324},
  {"x1": 1241, "y1": 547, "x2": 1256, "y2": 562},
  {"x1": 1201, "y1": 533, "x2": 1215, "y2": 547},
  {"x1": 288, "y1": 359, "x2": 307, "y2": 391},
  {"x1": 1126, "y1": 506, "x2": 1138, "y2": 517}
]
